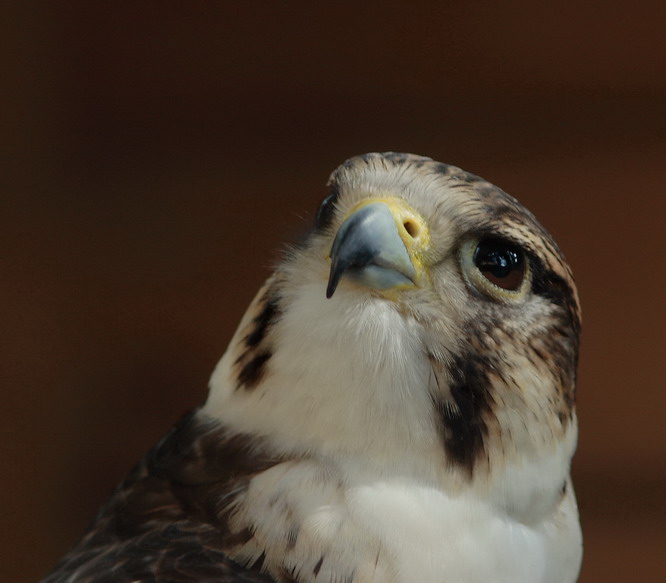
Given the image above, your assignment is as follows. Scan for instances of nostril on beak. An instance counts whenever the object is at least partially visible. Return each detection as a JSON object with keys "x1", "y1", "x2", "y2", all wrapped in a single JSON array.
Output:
[{"x1": 403, "y1": 219, "x2": 419, "y2": 239}]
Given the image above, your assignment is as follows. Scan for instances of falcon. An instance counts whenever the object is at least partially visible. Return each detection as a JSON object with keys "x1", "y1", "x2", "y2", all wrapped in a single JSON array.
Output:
[{"x1": 42, "y1": 153, "x2": 582, "y2": 583}]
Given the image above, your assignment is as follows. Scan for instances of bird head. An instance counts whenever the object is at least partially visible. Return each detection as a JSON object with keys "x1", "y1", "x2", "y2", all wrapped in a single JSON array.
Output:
[{"x1": 204, "y1": 153, "x2": 581, "y2": 485}]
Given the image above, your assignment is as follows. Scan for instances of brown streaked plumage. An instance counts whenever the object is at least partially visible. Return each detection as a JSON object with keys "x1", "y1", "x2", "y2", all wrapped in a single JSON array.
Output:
[
  {"x1": 42, "y1": 411, "x2": 282, "y2": 582},
  {"x1": 233, "y1": 279, "x2": 283, "y2": 392},
  {"x1": 42, "y1": 153, "x2": 582, "y2": 583}
]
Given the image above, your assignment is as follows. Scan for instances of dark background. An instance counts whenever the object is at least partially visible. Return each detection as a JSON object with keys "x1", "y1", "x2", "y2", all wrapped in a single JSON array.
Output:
[{"x1": 2, "y1": 2, "x2": 664, "y2": 581}]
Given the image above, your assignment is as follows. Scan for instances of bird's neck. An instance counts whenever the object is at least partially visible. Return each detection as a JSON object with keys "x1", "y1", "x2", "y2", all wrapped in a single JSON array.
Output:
[{"x1": 204, "y1": 276, "x2": 577, "y2": 511}]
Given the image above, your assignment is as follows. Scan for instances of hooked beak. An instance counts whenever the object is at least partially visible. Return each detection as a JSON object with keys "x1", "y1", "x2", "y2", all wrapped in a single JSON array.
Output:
[{"x1": 326, "y1": 199, "x2": 430, "y2": 298}]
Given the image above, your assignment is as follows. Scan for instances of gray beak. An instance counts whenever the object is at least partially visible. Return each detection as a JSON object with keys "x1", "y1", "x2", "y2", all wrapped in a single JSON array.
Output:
[{"x1": 326, "y1": 202, "x2": 417, "y2": 298}]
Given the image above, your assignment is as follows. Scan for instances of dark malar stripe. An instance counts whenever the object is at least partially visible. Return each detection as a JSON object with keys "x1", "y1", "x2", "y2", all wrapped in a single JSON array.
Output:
[
  {"x1": 235, "y1": 291, "x2": 283, "y2": 391},
  {"x1": 433, "y1": 352, "x2": 494, "y2": 477},
  {"x1": 245, "y1": 296, "x2": 281, "y2": 348},
  {"x1": 237, "y1": 351, "x2": 272, "y2": 390}
]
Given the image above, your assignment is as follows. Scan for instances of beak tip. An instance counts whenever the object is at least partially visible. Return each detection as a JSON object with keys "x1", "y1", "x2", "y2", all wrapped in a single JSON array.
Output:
[{"x1": 325, "y1": 273, "x2": 339, "y2": 299}]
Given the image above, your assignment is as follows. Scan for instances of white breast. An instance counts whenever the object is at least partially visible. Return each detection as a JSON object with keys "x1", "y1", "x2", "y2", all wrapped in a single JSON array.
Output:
[
  {"x1": 345, "y1": 473, "x2": 582, "y2": 583},
  {"x1": 233, "y1": 450, "x2": 581, "y2": 583}
]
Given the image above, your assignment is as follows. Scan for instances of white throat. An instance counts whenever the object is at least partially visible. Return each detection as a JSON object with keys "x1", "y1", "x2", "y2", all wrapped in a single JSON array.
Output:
[{"x1": 205, "y1": 280, "x2": 440, "y2": 469}]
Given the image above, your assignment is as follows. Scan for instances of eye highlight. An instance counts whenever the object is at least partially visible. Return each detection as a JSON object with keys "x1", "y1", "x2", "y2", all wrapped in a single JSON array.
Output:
[
  {"x1": 460, "y1": 237, "x2": 531, "y2": 301},
  {"x1": 473, "y1": 238, "x2": 525, "y2": 291}
]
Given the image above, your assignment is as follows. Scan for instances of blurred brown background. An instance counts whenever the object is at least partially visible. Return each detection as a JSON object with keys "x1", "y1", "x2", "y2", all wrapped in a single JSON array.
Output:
[{"x1": 2, "y1": 2, "x2": 665, "y2": 581}]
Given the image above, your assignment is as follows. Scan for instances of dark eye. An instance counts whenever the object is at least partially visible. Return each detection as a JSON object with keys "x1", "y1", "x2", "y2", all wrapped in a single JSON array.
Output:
[
  {"x1": 315, "y1": 192, "x2": 338, "y2": 230},
  {"x1": 473, "y1": 238, "x2": 526, "y2": 291}
]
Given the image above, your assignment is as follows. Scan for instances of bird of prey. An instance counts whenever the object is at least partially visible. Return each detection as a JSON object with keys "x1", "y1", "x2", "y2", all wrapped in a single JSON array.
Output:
[{"x1": 42, "y1": 153, "x2": 582, "y2": 583}]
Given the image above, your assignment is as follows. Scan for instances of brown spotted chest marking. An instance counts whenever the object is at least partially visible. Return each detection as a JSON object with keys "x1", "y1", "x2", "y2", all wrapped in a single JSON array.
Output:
[{"x1": 234, "y1": 292, "x2": 282, "y2": 390}]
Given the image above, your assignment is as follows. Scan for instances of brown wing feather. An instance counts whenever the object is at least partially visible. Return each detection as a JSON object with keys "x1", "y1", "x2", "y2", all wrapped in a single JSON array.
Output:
[{"x1": 41, "y1": 410, "x2": 283, "y2": 583}]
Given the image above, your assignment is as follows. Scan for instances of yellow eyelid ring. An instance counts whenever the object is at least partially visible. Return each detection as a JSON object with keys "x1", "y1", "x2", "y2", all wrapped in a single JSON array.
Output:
[{"x1": 459, "y1": 238, "x2": 532, "y2": 302}]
